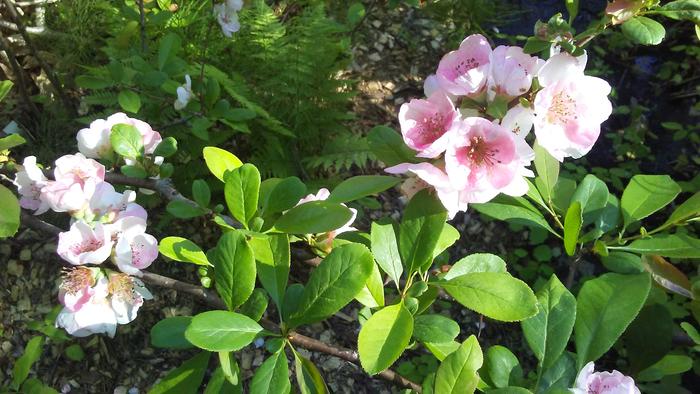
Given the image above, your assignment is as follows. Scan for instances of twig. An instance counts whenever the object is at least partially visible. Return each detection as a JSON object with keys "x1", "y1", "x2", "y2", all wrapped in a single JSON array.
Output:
[{"x1": 16, "y1": 210, "x2": 422, "y2": 392}]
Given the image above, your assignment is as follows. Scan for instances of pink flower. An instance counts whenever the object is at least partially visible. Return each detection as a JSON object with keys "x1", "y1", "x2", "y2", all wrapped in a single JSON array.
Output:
[
  {"x1": 13, "y1": 156, "x2": 50, "y2": 215},
  {"x1": 435, "y1": 34, "x2": 492, "y2": 96},
  {"x1": 533, "y1": 52, "x2": 612, "y2": 161},
  {"x1": 112, "y1": 217, "x2": 158, "y2": 275},
  {"x1": 399, "y1": 92, "x2": 459, "y2": 158},
  {"x1": 571, "y1": 362, "x2": 640, "y2": 394},
  {"x1": 42, "y1": 179, "x2": 96, "y2": 213},
  {"x1": 56, "y1": 273, "x2": 117, "y2": 337},
  {"x1": 57, "y1": 221, "x2": 113, "y2": 265},
  {"x1": 108, "y1": 272, "x2": 152, "y2": 325},
  {"x1": 501, "y1": 104, "x2": 535, "y2": 137},
  {"x1": 88, "y1": 182, "x2": 137, "y2": 222},
  {"x1": 53, "y1": 153, "x2": 105, "y2": 186},
  {"x1": 79, "y1": 113, "x2": 162, "y2": 160},
  {"x1": 444, "y1": 117, "x2": 534, "y2": 203},
  {"x1": 58, "y1": 267, "x2": 100, "y2": 312},
  {"x1": 487, "y1": 45, "x2": 542, "y2": 101},
  {"x1": 386, "y1": 162, "x2": 468, "y2": 219}
]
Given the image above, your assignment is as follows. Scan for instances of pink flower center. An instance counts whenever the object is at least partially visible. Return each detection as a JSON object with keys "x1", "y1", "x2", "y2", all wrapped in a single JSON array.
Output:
[
  {"x1": 454, "y1": 57, "x2": 480, "y2": 78},
  {"x1": 416, "y1": 113, "x2": 448, "y2": 145},
  {"x1": 61, "y1": 267, "x2": 94, "y2": 294},
  {"x1": 70, "y1": 238, "x2": 104, "y2": 255},
  {"x1": 109, "y1": 273, "x2": 137, "y2": 301},
  {"x1": 547, "y1": 90, "x2": 578, "y2": 125},
  {"x1": 456, "y1": 136, "x2": 503, "y2": 167}
]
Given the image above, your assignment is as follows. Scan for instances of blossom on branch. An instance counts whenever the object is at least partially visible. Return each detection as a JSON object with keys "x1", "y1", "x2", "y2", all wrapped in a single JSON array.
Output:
[
  {"x1": 571, "y1": 362, "x2": 640, "y2": 394},
  {"x1": 13, "y1": 156, "x2": 50, "y2": 215},
  {"x1": 435, "y1": 34, "x2": 492, "y2": 97},
  {"x1": 399, "y1": 92, "x2": 459, "y2": 158},
  {"x1": 57, "y1": 221, "x2": 113, "y2": 265},
  {"x1": 214, "y1": 0, "x2": 243, "y2": 37}
]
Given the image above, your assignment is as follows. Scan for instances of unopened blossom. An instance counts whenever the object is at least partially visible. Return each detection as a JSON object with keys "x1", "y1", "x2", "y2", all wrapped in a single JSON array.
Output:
[
  {"x1": 533, "y1": 52, "x2": 612, "y2": 161},
  {"x1": 13, "y1": 156, "x2": 50, "y2": 215},
  {"x1": 57, "y1": 221, "x2": 113, "y2": 265},
  {"x1": 87, "y1": 182, "x2": 137, "y2": 222},
  {"x1": 399, "y1": 92, "x2": 459, "y2": 158},
  {"x1": 571, "y1": 362, "x2": 640, "y2": 394},
  {"x1": 487, "y1": 45, "x2": 542, "y2": 101},
  {"x1": 297, "y1": 188, "x2": 357, "y2": 247},
  {"x1": 112, "y1": 217, "x2": 159, "y2": 275},
  {"x1": 606, "y1": 0, "x2": 644, "y2": 25},
  {"x1": 214, "y1": 0, "x2": 243, "y2": 37},
  {"x1": 435, "y1": 34, "x2": 492, "y2": 96},
  {"x1": 444, "y1": 117, "x2": 534, "y2": 203},
  {"x1": 386, "y1": 162, "x2": 468, "y2": 218},
  {"x1": 174, "y1": 74, "x2": 192, "y2": 111},
  {"x1": 501, "y1": 104, "x2": 535, "y2": 137},
  {"x1": 56, "y1": 272, "x2": 117, "y2": 337},
  {"x1": 108, "y1": 272, "x2": 153, "y2": 325},
  {"x1": 53, "y1": 153, "x2": 105, "y2": 186}
]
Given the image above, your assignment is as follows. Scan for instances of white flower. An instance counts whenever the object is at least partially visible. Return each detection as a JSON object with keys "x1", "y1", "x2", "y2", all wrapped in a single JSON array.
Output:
[
  {"x1": 56, "y1": 275, "x2": 117, "y2": 338},
  {"x1": 214, "y1": 0, "x2": 242, "y2": 37},
  {"x1": 13, "y1": 156, "x2": 50, "y2": 215},
  {"x1": 57, "y1": 221, "x2": 113, "y2": 265},
  {"x1": 174, "y1": 75, "x2": 192, "y2": 111},
  {"x1": 112, "y1": 216, "x2": 159, "y2": 275},
  {"x1": 108, "y1": 273, "x2": 153, "y2": 325}
]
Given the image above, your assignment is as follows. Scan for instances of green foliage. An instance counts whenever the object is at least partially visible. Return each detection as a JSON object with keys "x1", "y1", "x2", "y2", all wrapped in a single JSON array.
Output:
[
  {"x1": 358, "y1": 302, "x2": 414, "y2": 375},
  {"x1": 185, "y1": 311, "x2": 262, "y2": 352},
  {"x1": 211, "y1": 230, "x2": 257, "y2": 310},
  {"x1": 148, "y1": 352, "x2": 211, "y2": 394},
  {"x1": 0, "y1": 184, "x2": 20, "y2": 238}
]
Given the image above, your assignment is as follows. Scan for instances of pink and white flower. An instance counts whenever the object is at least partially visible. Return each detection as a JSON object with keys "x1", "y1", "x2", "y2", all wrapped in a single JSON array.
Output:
[
  {"x1": 501, "y1": 104, "x2": 535, "y2": 137},
  {"x1": 571, "y1": 362, "x2": 640, "y2": 394},
  {"x1": 214, "y1": 0, "x2": 243, "y2": 37},
  {"x1": 435, "y1": 34, "x2": 492, "y2": 96},
  {"x1": 533, "y1": 52, "x2": 612, "y2": 161},
  {"x1": 487, "y1": 45, "x2": 542, "y2": 101},
  {"x1": 174, "y1": 74, "x2": 193, "y2": 111},
  {"x1": 56, "y1": 272, "x2": 117, "y2": 337},
  {"x1": 13, "y1": 156, "x2": 50, "y2": 215},
  {"x1": 53, "y1": 153, "x2": 105, "y2": 186},
  {"x1": 112, "y1": 217, "x2": 158, "y2": 275},
  {"x1": 108, "y1": 272, "x2": 153, "y2": 325},
  {"x1": 88, "y1": 182, "x2": 137, "y2": 222},
  {"x1": 444, "y1": 117, "x2": 534, "y2": 203},
  {"x1": 79, "y1": 113, "x2": 162, "y2": 160},
  {"x1": 42, "y1": 179, "x2": 96, "y2": 213},
  {"x1": 399, "y1": 92, "x2": 459, "y2": 158},
  {"x1": 57, "y1": 221, "x2": 113, "y2": 265}
]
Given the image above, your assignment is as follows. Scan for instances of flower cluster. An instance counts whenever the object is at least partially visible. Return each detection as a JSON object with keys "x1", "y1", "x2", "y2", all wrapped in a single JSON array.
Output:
[
  {"x1": 13, "y1": 113, "x2": 163, "y2": 337},
  {"x1": 214, "y1": 0, "x2": 243, "y2": 37},
  {"x1": 571, "y1": 362, "x2": 641, "y2": 394},
  {"x1": 387, "y1": 34, "x2": 612, "y2": 217}
]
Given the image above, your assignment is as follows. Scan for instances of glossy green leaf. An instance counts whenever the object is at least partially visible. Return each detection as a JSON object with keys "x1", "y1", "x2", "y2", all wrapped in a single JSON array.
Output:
[
  {"x1": 148, "y1": 352, "x2": 210, "y2": 394},
  {"x1": 367, "y1": 125, "x2": 418, "y2": 167},
  {"x1": 370, "y1": 221, "x2": 403, "y2": 286},
  {"x1": 0, "y1": 80, "x2": 13, "y2": 101},
  {"x1": 192, "y1": 179, "x2": 211, "y2": 207},
  {"x1": 600, "y1": 252, "x2": 645, "y2": 274},
  {"x1": 327, "y1": 175, "x2": 400, "y2": 203},
  {"x1": 203, "y1": 146, "x2": 243, "y2": 182},
  {"x1": 472, "y1": 201, "x2": 557, "y2": 236},
  {"x1": 261, "y1": 177, "x2": 306, "y2": 214},
  {"x1": 661, "y1": 192, "x2": 700, "y2": 228},
  {"x1": 294, "y1": 352, "x2": 328, "y2": 394},
  {"x1": 218, "y1": 351, "x2": 240, "y2": 385},
  {"x1": 159, "y1": 236, "x2": 211, "y2": 266},
  {"x1": 617, "y1": 234, "x2": 700, "y2": 258},
  {"x1": 239, "y1": 288, "x2": 269, "y2": 321},
  {"x1": 224, "y1": 164, "x2": 260, "y2": 227},
  {"x1": 154, "y1": 136, "x2": 178, "y2": 157},
  {"x1": 482, "y1": 346, "x2": 522, "y2": 389},
  {"x1": 185, "y1": 311, "x2": 262, "y2": 352},
  {"x1": 574, "y1": 273, "x2": 651, "y2": 367},
  {"x1": 563, "y1": 201, "x2": 582, "y2": 256},
  {"x1": 288, "y1": 244, "x2": 373, "y2": 328},
  {"x1": 355, "y1": 263, "x2": 385, "y2": 308},
  {"x1": 621, "y1": 16, "x2": 666, "y2": 45},
  {"x1": 150, "y1": 316, "x2": 193, "y2": 349},
  {"x1": 637, "y1": 354, "x2": 692, "y2": 382},
  {"x1": 623, "y1": 304, "x2": 673, "y2": 374},
  {"x1": 570, "y1": 174, "x2": 609, "y2": 223},
  {"x1": 110, "y1": 123, "x2": 144, "y2": 159},
  {"x1": 250, "y1": 350, "x2": 291, "y2": 394},
  {"x1": 12, "y1": 336, "x2": 44, "y2": 389},
  {"x1": 413, "y1": 314, "x2": 460, "y2": 344},
  {"x1": 521, "y1": 275, "x2": 576, "y2": 370},
  {"x1": 211, "y1": 231, "x2": 256, "y2": 310},
  {"x1": 274, "y1": 201, "x2": 353, "y2": 235},
  {"x1": 158, "y1": 32, "x2": 182, "y2": 70},
  {"x1": 399, "y1": 190, "x2": 447, "y2": 275},
  {"x1": 424, "y1": 341, "x2": 461, "y2": 361},
  {"x1": 433, "y1": 223, "x2": 460, "y2": 259},
  {"x1": 444, "y1": 253, "x2": 507, "y2": 280},
  {"x1": 441, "y1": 272, "x2": 538, "y2": 322},
  {"x1": 358, "y1": 303, "x2": 414, "y2": 375},
  {"x1": 0, "y1": 184, "x2": 20, "y2": 238},
  {"x1": 621, "y1": 175, "x2": 680, "y2": 229},
  {"x1": 118, "y1": 90, "x2": 141, "y2": 113},
  {"x1": 204, "y1": 367, "x2": 241, "y2": 394},
  {"x1": 251, "y1": 234, "x2": 290, "y2": 311},
  {"x1": 166, "y1": 200, "x2": 207, "y2": 219},
  {"x1": 0, "y1": 133, "x2": 26, "y2": 150},
  {"x1": 654, "y1": 0, "x2": 700, "y2": 21},
  {"x1": 534, "y1": 141, "x2": 559, "y2": 203},
  {"x1": 537, "y1": 352, "x2": 577, "y2": 394},
  {"x1": 433, "y1": 336, "x2": 482, "y2": 394}
]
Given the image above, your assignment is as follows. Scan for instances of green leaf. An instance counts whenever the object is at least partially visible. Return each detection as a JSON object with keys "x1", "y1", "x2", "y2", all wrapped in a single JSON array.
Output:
[
  {"x1": 118, "y1": 90, "x2": 141, "y2": 113},
  {"x1": 251, "y1": 234, "x2": 290, "y2": 311},
  {"x1": 623, "y1": 304, "x2": 673, "y2": 374},
  {"x1": 239, "y1": 288, "x2": 269, "y2": 321},
  {"x1": 218, "y1": 351, "x2": 240, "y2": 385},
  {"x1": 327, "y1": 175, "x2": 399, "y2": 203},
  {"x1": 224, "y1": 164, "x2": 261, "y2": 227},
  {"x1": 261, "y1": 177, "x2": 306, "y2": 214},
  {"x1": 355, "y1": 263, "x2": 385, "y2": 308},
  {"x1": 617, "y1": 234, "x2": 700, "y2": 258},
  {"x1": 637, "y1": 354, "x2": 693, "y2": 382},
  {"x1": 523, "y1": 37, "x2": 552, "y2": 54},
  {"x1": 534, "y1": 141, "x2": 560, "y2": 204},
  {"x1": 158, "y1": 32, "x2": 182, "y2": 70},
  {"x1": 482, "y1": 346, "x2": 522, "y2": 389},
  {"x1": 64, "y1": 344, "x2": 85, "y2": 361},
  {"x1": 250, "y1": 350, "x2": 291, "y2": 394},
  {"x1": 294, "y1": 352, "x2": 328, "y2": 394},
  {"x1": 0, "y1": 133, "x2": 26, "y2": 150},
  {"x1": 203, "y1": 146, "x2": 243, "y2": 182},
  {"x1": 370, "y1": 221, "x2": 403, "y2": 286},
  {"x1": 159, "y1": 237, "x2": 210, "y2": 266},
  {"x1": 399, "y1": 190, "x2": 447, "y2": 275},
  {"x1": 472, "y1": 201, "x2": 558, "y2": 236},
  {"x1": 0, "y1": 184, "x2": 20, "y2": 238},
  {"x1": 211, "y1": 231, "x2": 256, "y2": 310},
  {"x1": 12, "y1": 336, "x2": 44, "y2": 389},
  {"x1": 367, "y1": 125, "x2": 418, "y2": 166},
  {"x1": 110, "y1": 123, "x2": 144, "y2": 159},
  {"x1": 148, "y1": 351, "x2": 210, "y2": 394},
  {"x1": 358, "y1": 302, "x2": 414, "y2": 375},
  {"x1": 621, "y1": 16, "x2": 666, "y2": 45},
  {"x1": 600, "y1": 252, "x2": 645, "y2": 274},
  {"x1": 150, "y1": 316, "x2": 194, "y2": 349},
  {"x1": 204, "y1": 367, "x2": 241, "y2": 394},
  {"x1": 120, "y1": 164, "x2": 147, "y2": 178},
  {"x1": 441, "y1": 272, "x2": 538, "y2": 322},
  {"x1": 521, "y1": 275, "x2": 576, "y2": 370},
  {"x1": 570, "y1": 174, "x2": 609, "y2": 223},
  {"x1": 654, "y1": 0, "x2": 700, "y2": 22},
  {"x1": 166, "y1": 200, "x2": 207, "y2": 219},
  {"x1": 434, "y1": 336, "x2": 482, "y2": 394},
  {"x1": 0, "y1": 80, "x2": 13, "y2": 101},
  {"x1": 433, "y1": 223, "x2": 460, "y2": 259},
  {"x1": 574, "y1": 273, "x2": 651, "y2": 368},
  {"x1": 621, "y1": 175, "x2": 680, "y2": 229},
  {"x1": 75, "y1": 75, "x2": 113, "y2": 89},
  {"x1": 413, "y1": 314, "x2": 460, "y2": 344},
  {"x1": 661, "y1": 191, "x2": 700, "y2": 228},
  {"x1": 192, "y1": 179, "x2": 211, "y2": 207},
  {"x1": 563, "y1": 201, "x2": 582, "y2": 256},
  {"x1": 552, "y1": 177, "x2": 577, "y2": 214},
  {"x1": 288, "y1": 244, "x2": 373, "y2": 328},
  {"x1": 185, "y1": 310, "x2": 262, "y2": 352},
  {"x1": 566, "y1": 0, "x2": 579, "y2": 23},
  {"x1": 444, "y1": 253, "x2": 506, "y2": 280},
  {"x1": 274, "y1": 201, "x2": 353, "y2": 235},
  {"x1": 347, "y1": 2, "x2": 366, "y2": 25},
  {"x1": 154, "y1": 136, "x2": 178, "y2": 157},
  {"x1": 21, "y1": 378, "x2": 59, "y2": 394},
  {"x1": 424, "y1": 341, "x2": 461, "y2": 361},
  {"x1": 538, "y1": 352, "x2": 577, "y2": 394}
]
